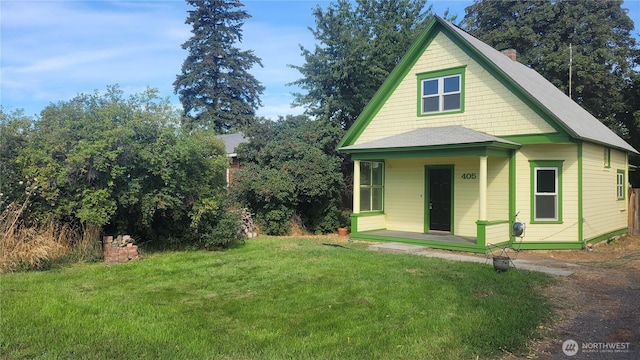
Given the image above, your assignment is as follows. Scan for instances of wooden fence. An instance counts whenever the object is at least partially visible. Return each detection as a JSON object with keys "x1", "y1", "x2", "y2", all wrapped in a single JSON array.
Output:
[{"x1": 630, "y1": 188, "x2": 639, "y2": 235}]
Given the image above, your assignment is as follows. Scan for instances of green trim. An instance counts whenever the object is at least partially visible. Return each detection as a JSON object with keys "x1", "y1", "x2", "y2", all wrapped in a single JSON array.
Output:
[
  {"x1": 616, "y1": 169, "x2": 626, "y2": 200},
  {"x1": 351, "y1": 233, "x2": 486, "y2": 253},
  {"x1": 348, "y1": 12, "x2": 575, "y2": 147},
  {"x1": 476, "y1": 222, "x2": 486, "y2": 247},
  {"x1": 350, "y1": 214, "x2": 358, "y2": 234},
  {"x1": 348, "y1": 144, "x2": 516, "y2": 160},
  {"x1": 336, "y1": 16, "x2": 580, "y2": 151},
  {"x1": 351, "y1": 211, "x2": 384, "y2": 217},
  {"x1": 424, "y1": 165, "x2": 455, "y2": 233},
  {"x1": 509, "y1": 150, "x2": 517, "y2": 243},
  {"x1": 337, "y1": 18, "x2": 442, "y2": 149},
  {"x1": 586, "y1": 228, "x2": 628, "y2": 245},
  {"x1": 501, "y1": 133, "x2": 573, "y2": 145},
  {"x1": 577, "y1": 143, "x2": 583, "y2": 243},
  {"x1": 529, "y1": 160, "x2": 564, "y2": 224},
  {"x1": 477, "y1": 219, "x2": 510, "y2": 225},
  {"x1": 517, "y1": 242, "x2": 584, "y2": 250},
  {"x1": 416, "y1": 66, "x2": 466, "y2": 116},
  {"x1": 476, "y1": 220, "x2": 510, "y2": 248}
]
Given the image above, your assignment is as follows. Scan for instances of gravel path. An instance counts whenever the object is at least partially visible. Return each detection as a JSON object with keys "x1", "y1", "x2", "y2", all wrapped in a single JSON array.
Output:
[{"x1": 503, "y1": 236, "x2": 640, "y2": 359}]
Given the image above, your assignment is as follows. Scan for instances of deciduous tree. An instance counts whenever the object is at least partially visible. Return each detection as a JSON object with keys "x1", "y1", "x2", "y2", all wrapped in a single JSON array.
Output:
[
  {"x1": 290, "y1": 0, "x2": 433, "y2": 130},
  {"x1": 461, "y1": 0, "x2": 638, "y2": 128}
]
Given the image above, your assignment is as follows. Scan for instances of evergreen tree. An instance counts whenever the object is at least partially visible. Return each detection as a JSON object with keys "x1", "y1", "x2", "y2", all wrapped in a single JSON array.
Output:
[
  {"x1": 174, "y1": 0, "x2": 264, "y2": 133},
  {"x1": 290, "y1": 0, "x2": 432, "y2": 130},
  {"x1": 461, "y1": 0, "x2": 638, "y2": 127}
]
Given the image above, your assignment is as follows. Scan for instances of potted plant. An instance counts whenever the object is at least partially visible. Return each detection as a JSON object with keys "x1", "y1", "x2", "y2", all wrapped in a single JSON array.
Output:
[
  {"x1": 337, "y1": 226, "x2": 349, "y2": 237},
  {"x1": 337, "y1": 210, "x2": 351, "y2": 236}
]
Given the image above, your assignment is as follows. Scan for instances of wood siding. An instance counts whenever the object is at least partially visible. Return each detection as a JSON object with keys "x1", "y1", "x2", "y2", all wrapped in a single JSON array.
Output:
[
  {"x1": 515, "y1": 144, "x2": 580, "y2": 242},
  {"x1": 384, "y1": 159, "x2": 425, "y2": 232},
  {"x1": 582, "y1": 142, "x2": 628, "y2": 240},
  {"x1": 354, "y1": 32, "x2": 555, "y2": 145},
  {"x1": 357, "y1": 214, "x2": 386, "y2": 232}
]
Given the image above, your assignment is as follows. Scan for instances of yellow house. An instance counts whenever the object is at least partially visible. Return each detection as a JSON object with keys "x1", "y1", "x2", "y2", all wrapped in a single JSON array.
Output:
[{"x1": 338, "y1": 16, "x2": 638, "y2": 252}]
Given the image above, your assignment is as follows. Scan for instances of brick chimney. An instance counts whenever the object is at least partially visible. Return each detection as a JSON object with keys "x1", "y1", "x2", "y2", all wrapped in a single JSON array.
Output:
[{"x1": 501, "y1": 48, "x2": 517, "y2": 61}]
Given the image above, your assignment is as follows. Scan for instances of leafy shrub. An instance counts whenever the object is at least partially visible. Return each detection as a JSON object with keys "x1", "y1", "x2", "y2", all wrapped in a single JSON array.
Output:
[
  {"x1": 207, "y1": 207, "x2": 244, "y2": 249},
  {"x1": 15, "y1": 86, "x2": 229, "y2": 249},
  {"x1": 231, "y1": 115, "x2": 345, "y2": 235}
]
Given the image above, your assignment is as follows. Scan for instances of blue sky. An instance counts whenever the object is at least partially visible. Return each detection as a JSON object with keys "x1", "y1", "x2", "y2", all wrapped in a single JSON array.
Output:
[{"x1": 2, "y1": 0, "x2": 639, "y2": 120}]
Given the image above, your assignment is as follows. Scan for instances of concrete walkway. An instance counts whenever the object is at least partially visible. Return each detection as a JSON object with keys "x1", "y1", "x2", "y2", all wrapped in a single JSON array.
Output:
[{"x1": 368, "y1": 242, "x2": 577, "y2": 276}]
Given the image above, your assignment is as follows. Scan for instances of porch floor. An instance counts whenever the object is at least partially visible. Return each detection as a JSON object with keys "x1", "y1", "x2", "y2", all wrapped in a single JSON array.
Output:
[{"x1": 361, "y1": 230, "x2": 477, "y2": 245}]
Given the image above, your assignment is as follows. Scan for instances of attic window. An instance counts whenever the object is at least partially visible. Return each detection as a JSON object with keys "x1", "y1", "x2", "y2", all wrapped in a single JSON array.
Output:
[{"x1": 417, "y1": 66, "x2": 465, "y2": 116}]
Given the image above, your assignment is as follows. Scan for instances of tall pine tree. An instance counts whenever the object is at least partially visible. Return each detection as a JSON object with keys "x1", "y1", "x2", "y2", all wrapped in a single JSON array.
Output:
[{"x1": 174, "y1": 0, "x2": 264, "y2": 133}]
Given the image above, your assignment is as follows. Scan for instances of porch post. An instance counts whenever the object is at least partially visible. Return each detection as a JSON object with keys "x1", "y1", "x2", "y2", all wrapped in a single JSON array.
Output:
[
  {"x1": 479, "y1": 156, "x2": 488, "y2": 221},
  {"x1": 353, "y1": 160, "x2": 361, "y2": 213}
]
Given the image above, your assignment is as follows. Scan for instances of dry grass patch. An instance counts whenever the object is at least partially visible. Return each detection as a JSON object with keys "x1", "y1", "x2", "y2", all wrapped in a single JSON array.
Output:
[{"x1": 0, "y1": 197, "x2": 101, "y2": 272}]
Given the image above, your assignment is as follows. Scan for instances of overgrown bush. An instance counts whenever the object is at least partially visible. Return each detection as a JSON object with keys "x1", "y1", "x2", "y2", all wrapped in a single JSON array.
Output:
[
  {"x1": 231, "y1": 115, "x2": 345, "y2": 235},
  {"x1": 14, "y1": 86, "x2": 229, "y2": 249},
  {"x1": 207, "y1": 207, "x2": 244, "y2": 249}
]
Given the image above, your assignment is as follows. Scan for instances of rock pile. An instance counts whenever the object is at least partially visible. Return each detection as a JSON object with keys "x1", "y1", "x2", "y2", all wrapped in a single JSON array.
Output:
[
  {"x1": 241, "y1": 208, "x2": 258, "y2": 239},
  {"x1": 103, "y1": 235, "x2": 139, "y2": 264}
]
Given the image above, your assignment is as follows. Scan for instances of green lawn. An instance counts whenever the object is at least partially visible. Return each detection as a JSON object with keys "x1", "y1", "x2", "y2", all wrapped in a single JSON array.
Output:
[{"x1": 0, "y1": 237, "x2": 553, "y2": 359}]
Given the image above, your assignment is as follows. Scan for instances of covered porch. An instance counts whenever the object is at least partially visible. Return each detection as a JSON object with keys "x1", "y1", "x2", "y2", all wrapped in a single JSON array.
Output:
[
  {"x1": 340, "y1": 126, "x2": 521, "y2": 253},
  {"x1": 351, "y1": 229, "x2": 484, "y2": 252}
]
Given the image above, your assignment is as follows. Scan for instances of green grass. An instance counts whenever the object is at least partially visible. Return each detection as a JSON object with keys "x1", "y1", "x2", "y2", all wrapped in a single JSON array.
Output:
[{"x1": 0, "y1": 237, "x2": 554, "y2": 359}]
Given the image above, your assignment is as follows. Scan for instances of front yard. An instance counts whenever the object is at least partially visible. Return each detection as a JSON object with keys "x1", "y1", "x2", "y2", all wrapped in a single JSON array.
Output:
[{"x1": 0, "y1": 237, "x2": 553, "y2": 359}]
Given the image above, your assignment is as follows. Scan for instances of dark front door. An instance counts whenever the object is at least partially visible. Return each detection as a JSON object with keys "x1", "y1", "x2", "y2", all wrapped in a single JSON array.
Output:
[{"x1": 428, "y1": 168, "x2": 452, "y2": 232}]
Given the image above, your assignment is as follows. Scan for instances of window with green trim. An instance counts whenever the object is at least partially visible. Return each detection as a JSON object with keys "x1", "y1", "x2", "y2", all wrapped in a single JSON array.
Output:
[
  {"x1": 360, "y1": 161, "x2": 384, "y2": 211},
  {"x1": 417, "y1": 67, "x2": 465, "y2": 115},
  {"x1": 530, "y1": 160, "x2": 563, "y2": 222},
  {"x1": 604, "y1": 148, "x2": 611, "y2": 168},
  {"x1": 617, "y1": 170, "x2": 625, "y2": 200}
]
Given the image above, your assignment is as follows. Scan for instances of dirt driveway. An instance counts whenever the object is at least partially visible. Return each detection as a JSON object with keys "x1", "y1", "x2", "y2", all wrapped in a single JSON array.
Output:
[{"x1": 506, "y1": 234, "x2": 640, "y2": 359}]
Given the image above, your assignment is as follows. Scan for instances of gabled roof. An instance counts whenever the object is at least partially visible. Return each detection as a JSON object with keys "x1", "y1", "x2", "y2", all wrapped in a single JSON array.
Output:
[
  {"x1": 340, "y1": 126, "x2": 519, "y2": 152},
  {"x1": 338, "y1": 16, "x2": 638, "y2": 154},
  {"x1": 216, "y1": 132, "x2": 247, "y2": 156}
]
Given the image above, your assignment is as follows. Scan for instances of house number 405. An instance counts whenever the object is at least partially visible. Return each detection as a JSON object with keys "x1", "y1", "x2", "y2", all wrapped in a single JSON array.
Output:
[{"x1": 461, "y1": 173, "x2": 477, "y2": 180}]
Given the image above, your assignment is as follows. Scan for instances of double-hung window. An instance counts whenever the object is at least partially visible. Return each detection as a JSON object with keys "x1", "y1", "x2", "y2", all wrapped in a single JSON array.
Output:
[
  {"x1": 417, "y1": 67, "x2": 465, "y2": 115},
  {"x1": 360, "y1": 161, "x2": 384, "y2": 212},
  {"x1": 617, "y1": 170, "x2": 625, "y2": 200},
  {"x1": 530, "y1": 160, "x2": 563, "y2": 223}
]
